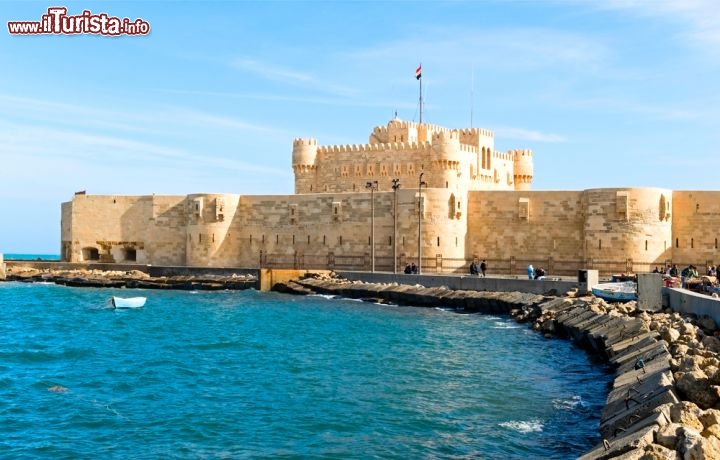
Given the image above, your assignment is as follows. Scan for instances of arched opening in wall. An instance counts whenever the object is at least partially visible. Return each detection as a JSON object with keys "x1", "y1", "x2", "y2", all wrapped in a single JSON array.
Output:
[
  {"x1": 676, "y1": 238, "x2": 679, "y2": 248},
  {"x1": 82, "y1": 247, "x2": 99, "y2": 261},
  {"x1": 598, "y1": 240, "x2": 602, "y2": 250},
  {"x1": 123, "y1": 248, "x2": 137, "y2": 262},
  {"x1": 324, "y1": 185, "x2": 328, "y2": 192}
]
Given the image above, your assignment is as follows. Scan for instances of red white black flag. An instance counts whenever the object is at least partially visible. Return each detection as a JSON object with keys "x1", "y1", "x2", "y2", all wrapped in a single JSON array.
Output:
[{"x1": 415, "y1": 65, "x2": 422, "y2": 80}]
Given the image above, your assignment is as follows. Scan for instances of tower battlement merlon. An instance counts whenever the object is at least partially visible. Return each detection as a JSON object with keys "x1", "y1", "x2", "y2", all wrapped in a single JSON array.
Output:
[{"x1": 293, "y1": 138, "x2": 317, "y2": 147}]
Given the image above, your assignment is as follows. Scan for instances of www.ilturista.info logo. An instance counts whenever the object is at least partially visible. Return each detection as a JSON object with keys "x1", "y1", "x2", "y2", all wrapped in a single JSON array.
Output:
[{"x1": 7, "y1": 7, "x2": 150, "y2": 36}]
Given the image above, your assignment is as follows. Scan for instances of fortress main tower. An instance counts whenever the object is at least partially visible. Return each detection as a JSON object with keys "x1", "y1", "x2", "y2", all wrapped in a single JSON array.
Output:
[{"x1": 291, "y1": 117, "x2": 534, "y2": 195}]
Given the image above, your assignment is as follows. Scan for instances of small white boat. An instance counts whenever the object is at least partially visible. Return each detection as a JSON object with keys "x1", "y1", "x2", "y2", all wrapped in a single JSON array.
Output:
[
  {"x1": 591, "y1": 282, "x2": 637, "y2": 302},
  {"x1": 111, "y1": 296, "x2": 147, "y2": 309}
]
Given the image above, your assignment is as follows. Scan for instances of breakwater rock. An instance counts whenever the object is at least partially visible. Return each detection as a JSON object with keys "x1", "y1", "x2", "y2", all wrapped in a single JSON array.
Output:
[
  {"x1": 3, "y1": 266, "x2": 257, "y2": 290},
  {"x1": 277, "y1": 275, "x2": 720, "y2": 459}
]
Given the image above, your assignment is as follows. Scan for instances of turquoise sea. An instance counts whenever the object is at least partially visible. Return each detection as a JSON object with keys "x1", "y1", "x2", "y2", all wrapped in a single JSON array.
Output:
[
  {"x1": 0, "y1": 282, "x2": 611, "y2": 459},
  {"x1": 3, "y1": 253, "x2": 60, "y2": 261}
]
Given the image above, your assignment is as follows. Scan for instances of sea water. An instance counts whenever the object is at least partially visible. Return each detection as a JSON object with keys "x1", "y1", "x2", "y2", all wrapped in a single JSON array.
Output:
[{"x1": 0, "y1": 282, "x2": 611, "y2": 459}]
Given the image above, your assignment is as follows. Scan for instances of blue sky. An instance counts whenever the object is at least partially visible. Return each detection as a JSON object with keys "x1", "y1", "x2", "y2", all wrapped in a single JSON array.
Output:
[{"x1": 2, "y1": 0, "x2": 719, "y2": 254}]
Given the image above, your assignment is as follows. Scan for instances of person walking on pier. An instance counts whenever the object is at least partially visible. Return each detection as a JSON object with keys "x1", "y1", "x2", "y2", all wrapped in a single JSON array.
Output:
[
  {"x1": 527, "y1": 264, "x2": 534, "y2": 280},
  {"x1": 480, "y1": 260, "x2": 487, "y2": 278}
]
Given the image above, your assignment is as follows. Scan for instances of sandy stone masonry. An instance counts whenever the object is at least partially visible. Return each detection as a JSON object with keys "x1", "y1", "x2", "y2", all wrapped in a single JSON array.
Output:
[{"x1": 60, "y1": 118, "x2": 720, "y2": 275}]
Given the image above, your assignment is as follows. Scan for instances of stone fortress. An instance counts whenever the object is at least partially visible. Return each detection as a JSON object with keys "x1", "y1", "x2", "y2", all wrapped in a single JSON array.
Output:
[{"x1": 61, "y1": 117, "x2": 717, "y2": 276}]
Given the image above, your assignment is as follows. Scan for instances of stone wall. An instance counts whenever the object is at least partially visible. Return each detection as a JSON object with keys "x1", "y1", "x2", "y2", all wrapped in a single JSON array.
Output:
[
  {"x1": 670, "y1": 191, "x2": 720, "y2": 269},
  {"x1": 466, "y1": 189, "x2": 585, "y2": 275}
]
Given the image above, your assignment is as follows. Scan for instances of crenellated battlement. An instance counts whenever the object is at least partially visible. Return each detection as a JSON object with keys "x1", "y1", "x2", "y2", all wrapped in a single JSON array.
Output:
[
  {"x1": 317, "y1": 141, "x2": 433, "y2": 155},
  {"x1": 293, "y1": 138, "x2": 318, "y2": 147}
]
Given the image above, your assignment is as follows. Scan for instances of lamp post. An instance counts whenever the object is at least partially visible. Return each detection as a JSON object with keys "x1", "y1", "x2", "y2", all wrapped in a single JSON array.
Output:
[
  {"x1": 391, "y1": 178, "x2": 401, "y2": 273},
  {"x1": 417, "y1": 172, "x2": 427, "y2": 275},
  {"x1": 366, "y1": 181, "x2": 378, "y2": 272}
]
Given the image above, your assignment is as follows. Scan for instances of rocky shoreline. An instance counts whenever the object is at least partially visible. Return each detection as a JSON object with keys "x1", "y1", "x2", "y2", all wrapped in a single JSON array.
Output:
[
  {"x1": 2, "y1": 265, "x2": 257, "y2": 290},
  {"x1": 276, "y1": 274, "x2": 720, "y2": 459}
]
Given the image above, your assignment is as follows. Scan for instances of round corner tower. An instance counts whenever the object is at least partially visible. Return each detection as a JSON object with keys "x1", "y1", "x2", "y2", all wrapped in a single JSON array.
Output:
[
  {"x1": 513, "y1": 149, "x2": 534, "y2": 191},
  {"x1": 431, "y1": 130, "x2": 462, "y2": 188},
  {"x1": 292, "y1": 138, "x2": 318, "y2": 194}
]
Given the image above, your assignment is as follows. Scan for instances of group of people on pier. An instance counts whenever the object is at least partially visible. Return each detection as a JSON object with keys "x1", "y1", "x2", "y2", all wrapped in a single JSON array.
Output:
[{"x1": 469, "y1": 260, "x2": 487, "y2": 277}]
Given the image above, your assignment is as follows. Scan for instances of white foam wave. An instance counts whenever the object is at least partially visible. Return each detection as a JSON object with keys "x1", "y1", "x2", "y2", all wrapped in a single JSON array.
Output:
[
  {"x1": 553, "y1": 395, "x2": 584, "y2": 410},
  {"x1": 499, "y1": 419, "x2": 543, "y2": 433},
  {"x1": 492, "y1": 322, "x2": 521, "y2": 329},
  {"x1": 309, "y1": 294, "x2": 337, "y2": 300}
]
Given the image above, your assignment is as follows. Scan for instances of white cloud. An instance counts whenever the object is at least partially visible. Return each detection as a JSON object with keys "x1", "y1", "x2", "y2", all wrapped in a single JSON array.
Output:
[
  {"x1": 494, "y1": 126, "x2": 567, "y2": 143},
  {"x1": 597, "y1": 0, "x2": 720, "y2": 46}
]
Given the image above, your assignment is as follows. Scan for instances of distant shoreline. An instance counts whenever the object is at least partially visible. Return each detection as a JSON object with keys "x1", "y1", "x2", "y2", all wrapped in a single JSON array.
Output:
[{"x1": 3, "y1": 253, "x2": 60, "y2": 261}]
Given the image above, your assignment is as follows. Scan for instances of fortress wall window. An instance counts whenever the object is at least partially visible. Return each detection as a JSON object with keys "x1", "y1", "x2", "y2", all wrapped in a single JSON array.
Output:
[
  {"x1": 389, "y1": 236, "x2": 392, "y2": 246},
  {"x1": 518, "y1": 198, "x2": 529, "y2": 220},
  {"x1": 598, "y1": 239, "x2": 602, "y2": 250},
  {"x1": 445, "y1": 181, "x2": 448, "y2": 188},
  {"x1": 250, "y1": 235, "x2": 253, "y2": 244},
  {"x1": 645, "y1": 240, "x2": 648, "y2": 251},
  {"x1": 691, "y1": 238, "x2": 694, "y2": 249},
  {"x1": 293, "y1": 235, "x2": 295, "y2": 244},
  {"x1": 368, "y1": 236, "x2": 371, "y2": 245},
  {"x1": 276, "y1": 235, "x2": 279, "y2": 244},
  {"x1": 262, "y1": 235, "x2": 265, "y2": 244},
  {"x1": 437, "y1": 236, "x2": 440, "y2": 247},
  {"x1": 676, "y1": 238, "x2": 679, "y2": 248},
  {"x1": 310, "y1": 185, "x2": 313, "y2": 192},
  {"x1": 339, "y1": 236, "x2": 343, "y2": 245},
  {"x1": 199, "y1": 234, "x2": 202, "y2": 243},
  {"x1": 212, "y1": 234, "x2": 215, "y2": 243},
  {"x1": 323, "y1": 235, "x2": 326, "y2": 245},
  {"x1": 455, "y1": 237, "x2": 458, "y2": 247},
  {"x1": 403, "y1": 237, "x2": 405, "y2": 247},
  {"x1": 616, "y1": 192, "x2": 629, "y2": 220},
  {"x1": 715, "y1": 238, "x2": 717, "y2": 249},
  {"x1": 307, "y1": 235, "x2": 310, "y2": 244}
]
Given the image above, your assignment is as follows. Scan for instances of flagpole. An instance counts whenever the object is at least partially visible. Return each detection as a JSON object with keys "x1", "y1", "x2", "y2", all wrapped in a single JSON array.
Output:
[{"x1": 419, "y1": 63, "x2": 423, "y2": 124}]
